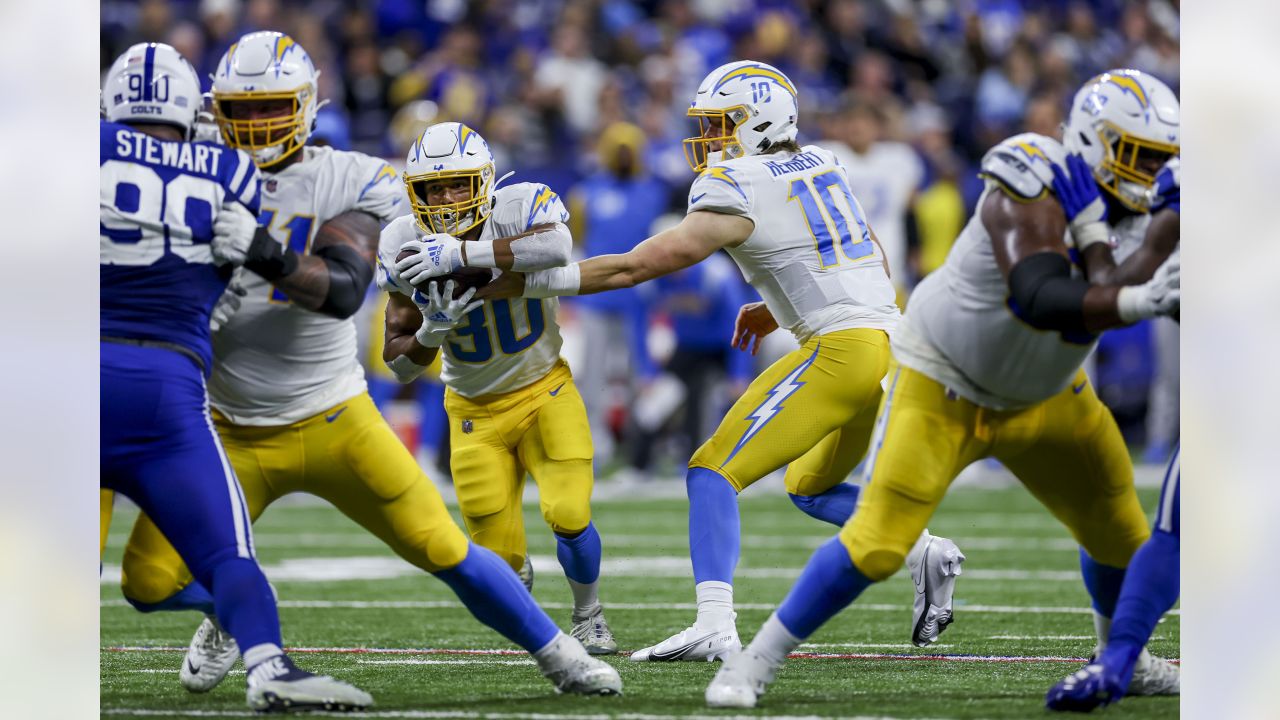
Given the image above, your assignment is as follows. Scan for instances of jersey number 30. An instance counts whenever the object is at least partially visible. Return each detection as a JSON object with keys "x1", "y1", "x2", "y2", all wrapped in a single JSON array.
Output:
[
  {"x1": 788, "y1": 170, "x2": 874, "y2": 268},
  {"x1": 448, "y1": 299, "x2": 545, "y2": 363}
]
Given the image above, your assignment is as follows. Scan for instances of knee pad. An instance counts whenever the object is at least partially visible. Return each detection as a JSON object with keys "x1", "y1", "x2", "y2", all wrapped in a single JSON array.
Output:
[
  {"x1": 544, "y1": 500, "x2": 591, "y2": 537},
  {"x1": 851, "y1": 548, "x2": 907, "y2": 582},
  {"x1": 121, "y1": 551, "x2": 190, "y2": 606},
  {"x1": 420, "y1": 523, "x2": 471, "y2": 573}
]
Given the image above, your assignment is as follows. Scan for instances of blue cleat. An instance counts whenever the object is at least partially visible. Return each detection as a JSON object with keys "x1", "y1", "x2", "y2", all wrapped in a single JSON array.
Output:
[{"x1": 1045, "y1": 663, "x2": 1125, "y2": 712}]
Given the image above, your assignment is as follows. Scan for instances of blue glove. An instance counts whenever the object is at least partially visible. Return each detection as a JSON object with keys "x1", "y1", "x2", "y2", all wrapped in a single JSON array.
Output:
[
  {"x1": 1050, "y1": 153, "x2": 1109, "y2": 251},
  {"x1": 1149, "y1": 158, "x2": 1180, "y2": 215}
]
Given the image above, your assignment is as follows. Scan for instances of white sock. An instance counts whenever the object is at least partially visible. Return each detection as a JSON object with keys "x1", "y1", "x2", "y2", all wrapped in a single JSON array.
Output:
[
  {"x1": 1093, "y1": 611, "x2": 1112, "y2": 653},
  {"x1": 695, "y1": 580, "x2": 735, "y2": 629},
  {"x1": 242, "y1": 643, "x2": 283, "y2": 669},
  {"x1": 748, "y1": 613, "x2": 802, "y2": 666},
  {"x1": 532, "y1": 630, "x2": 581, "y2": 671},
  {"x1": 567, "y1": 579, "x2": 600, "y2": 619}
]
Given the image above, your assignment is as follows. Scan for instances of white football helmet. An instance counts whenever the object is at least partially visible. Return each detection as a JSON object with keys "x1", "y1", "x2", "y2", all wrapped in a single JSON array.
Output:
[
  {"x1": 1063, "y1": 69, "x2": 1180, "y2": 212},
  {"x1": 403, "y1": 122, "x2": 497, "y2": 236},
  {"x1": 684, "y1": 60, "x2": 799, "y2": 172},
  {"x1": 211, "y1": 31, "x2": 321, "y2": 168},
  {"x1": 102, "y1": 43, "x2": 202, "y2": 139}
]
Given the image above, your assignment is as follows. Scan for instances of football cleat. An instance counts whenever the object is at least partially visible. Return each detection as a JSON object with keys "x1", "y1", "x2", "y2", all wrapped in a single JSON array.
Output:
[
  {"x1": 571, "y1": 606, "x2": 617, "y2": 655},
  {"x1": 517, "y1": 554, "x2": 534, "y2": 591},
  {"x1": 179, "y1": 616, "x2": 239, "y2": 693},
  {"x1": 630, "y1": 622, "x2": 740, "y2": 662},
  {"x1": 541, "y1": 656, "x2": 622, "y2": 696},
  {"x1": 1045, "y1": 663, "x2": 1121, "y2": 712},
  {"x1": 245, "y1": 655, "x2": 373, "y2": 713},
  {"x1": 1126, "y1": 650, "x2": 1180, "y2": 696},
  {"x1": 907, "y1": 531, "x2": 966, "y2": 647},
  {"x1": 705, "y1": 648, "x2": 778, "y2": 708}
]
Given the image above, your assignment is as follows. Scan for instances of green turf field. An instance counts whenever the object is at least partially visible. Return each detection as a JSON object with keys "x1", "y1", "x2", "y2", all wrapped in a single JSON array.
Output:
[{"x1": 100, "y1": 483, "x2": 1178, "y2": 719}]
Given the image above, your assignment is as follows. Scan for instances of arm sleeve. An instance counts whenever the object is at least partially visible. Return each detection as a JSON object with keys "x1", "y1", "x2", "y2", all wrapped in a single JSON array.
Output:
[{"x1": 1006, "y1": 252, "x2": 1090, "y2": 335}]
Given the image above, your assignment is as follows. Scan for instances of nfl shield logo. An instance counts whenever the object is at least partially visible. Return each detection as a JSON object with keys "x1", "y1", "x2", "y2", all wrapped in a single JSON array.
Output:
[
  {"x1": 265, "y1": 179, "x2": 278, "y2": 193},
  {"x1": 461, "y1": 419, "x2": 474, "y2": 434}
]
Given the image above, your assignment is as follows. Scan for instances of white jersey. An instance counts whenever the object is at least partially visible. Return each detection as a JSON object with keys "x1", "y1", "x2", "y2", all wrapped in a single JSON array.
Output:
[
  {"x1": 819, "y1": 140, "x2": 923, "y2": 286},
  {"x1": 378, "y1": 182, "x2": 569, "y2": 398},
  {"x1": 687, "y1": 146, "x2": 899, "y2": 345},
  {"x1": 209, "y1": 146, "x2": 407, "y2": 425},
  {"x1": 892, "y1": 133, "x2": 1150, "y2": 410}
]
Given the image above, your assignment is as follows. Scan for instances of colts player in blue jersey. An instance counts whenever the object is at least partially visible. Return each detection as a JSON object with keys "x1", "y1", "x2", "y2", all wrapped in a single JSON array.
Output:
[
  {"x1": 100, "y1": 42, "x2": 370, "y2": 712},
  {"x1": 1046, "y1": 161, "x2": 1181, "y2": 712}
]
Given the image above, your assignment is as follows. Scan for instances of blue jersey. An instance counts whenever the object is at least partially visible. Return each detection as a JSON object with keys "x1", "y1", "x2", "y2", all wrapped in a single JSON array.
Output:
[{"x1": 100, "y1": 120, "x2": 261, "y2": 370}]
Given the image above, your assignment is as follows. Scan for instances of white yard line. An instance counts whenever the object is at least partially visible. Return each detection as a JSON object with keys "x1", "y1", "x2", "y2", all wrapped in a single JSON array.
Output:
[{"x1": 102, "y1": 711, "x2": 951, "y2": 720}]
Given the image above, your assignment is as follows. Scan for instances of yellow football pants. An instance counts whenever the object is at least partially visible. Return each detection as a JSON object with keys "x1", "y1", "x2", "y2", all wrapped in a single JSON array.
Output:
[
  {"x1": 101, "y1": 489, "x2": 115, "y2": 559},
  {"x1": 444, "y1": 361, "x2": 594, "y2": 572},
  {"x1": 120, "y1": 392, "x2": 468, "y2": 604},
  {"x1": 840, "y1": 362, "x2": 1150, "y2": 581},
  {"x1": 689, "y1": 328, "x2": 890, "y2": 495}
]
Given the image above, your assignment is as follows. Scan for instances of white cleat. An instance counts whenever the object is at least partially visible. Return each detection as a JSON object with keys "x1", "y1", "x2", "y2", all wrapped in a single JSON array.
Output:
[
  {"x1": 1126, "y1": 650, "x2": 1180, "y2": 696},
  {"x1": 179, "y1": 616, "x2": 239, "y2": 693},
  {"x1": 541, "y1": 654, "x2": 622, "y2": 695},
  {"x1": 705, "y1": 648, "x2": 778, "y2": 708},
  {"x1": 571, "y1": 606, "x2": 618, "y2": 655},
  {"x1": 630, "y1": 622, "x2": 741, "y2": 662},
  {"x1": 907, "y1": 530, "x2": 966, "y2": 647},
  {"x1": 245, "y1": 658, "x2": 373, "y2": 713}
]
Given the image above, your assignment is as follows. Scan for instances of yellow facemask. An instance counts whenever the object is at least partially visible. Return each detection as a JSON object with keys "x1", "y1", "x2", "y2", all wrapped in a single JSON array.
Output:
[
  {"x1": 683, "y1": 106, "x2": 747, "y2": 172},
  {"x1": 404, "y1": 164, "x2": 495, "y2": 236},
  {"x1": 213, "y1": 86, "x2": 314, "y2": 169}
]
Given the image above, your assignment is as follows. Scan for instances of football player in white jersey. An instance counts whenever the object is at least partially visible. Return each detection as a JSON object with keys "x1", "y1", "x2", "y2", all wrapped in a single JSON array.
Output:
[
  {"x1": 704, "y1": 69, "x2": 1182, "y2": 708},
  {"x1": 418, "y1": 61, "x2": 964, "y2": 662},
  {"x1": 117, "y1": 32, "x2": 621, "y2": 699},
  {"x1": 377, "y1": 122, "x2": 618, "y2": 656}
]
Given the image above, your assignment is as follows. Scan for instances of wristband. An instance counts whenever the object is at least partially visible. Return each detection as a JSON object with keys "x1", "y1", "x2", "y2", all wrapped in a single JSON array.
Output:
[
  {"x1": 415, "y1": 325, "x2": 449, "y2": 348},
  {"x1": 243, "y1": 226, "x2": 299, "y2": 280},
  {"x1": 1115, "y1": 285, "x2": 1149, "y2": 324},
  {"x1": 465, "y1": 240, "x2": 496, "y2": 268},
  {"x1": 1072, "y1": 221, "x2": 1110, "y2": 252}
]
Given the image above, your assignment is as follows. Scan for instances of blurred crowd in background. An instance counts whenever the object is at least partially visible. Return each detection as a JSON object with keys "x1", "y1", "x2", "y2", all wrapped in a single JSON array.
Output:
[{"x1": 101, "y1": 0, "x2": 1181, "y2": 478}]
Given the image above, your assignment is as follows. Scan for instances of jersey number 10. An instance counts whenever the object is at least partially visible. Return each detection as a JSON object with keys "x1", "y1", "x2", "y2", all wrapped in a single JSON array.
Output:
[{"x1": 788, "y1": 170, "x2": 875, "y2": 268}]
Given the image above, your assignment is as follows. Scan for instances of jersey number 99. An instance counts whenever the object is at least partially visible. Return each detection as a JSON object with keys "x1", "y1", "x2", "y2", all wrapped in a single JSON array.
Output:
[{"x1": 100, "y1": 160, "x2": 218, "y2": 266}]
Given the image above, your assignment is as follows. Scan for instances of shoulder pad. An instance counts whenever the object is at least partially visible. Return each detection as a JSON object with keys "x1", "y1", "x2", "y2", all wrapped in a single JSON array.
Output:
[
  {"x1": 375, "y1": 215, "x2": 420, "y2": 295},
  {"x1": 688, "y1": 163, "x2": 752, "y2": 216},
  {"x1": 981, "y1": 133, "x2": 1066, "y2": 200},
  {"x1": 492, "y1": 182, "x2": 569, "y2": 232}
]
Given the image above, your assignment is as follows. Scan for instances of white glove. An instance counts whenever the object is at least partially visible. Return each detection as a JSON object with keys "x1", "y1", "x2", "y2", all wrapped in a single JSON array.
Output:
[
  {"x1": 210, "y1": 270, "x2": 248, "y2": 333},
  {"x1": 413, "y1": 280, "x2": 482, "y2": 348},
  {"x1": 211, "y1": 201, "x2": 260, "y2": 266},
  {"x1": 395, "y1": 233, "x2": 465, "y2": 286},
  {"x1": 1116, "y1": 251, "x2": 1180, "y2": 323}
]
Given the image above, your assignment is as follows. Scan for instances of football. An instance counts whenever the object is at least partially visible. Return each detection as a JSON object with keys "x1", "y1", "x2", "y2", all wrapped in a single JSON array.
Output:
[{"x1": 396, "y1": 247, "x2": 492, "y2": 299}]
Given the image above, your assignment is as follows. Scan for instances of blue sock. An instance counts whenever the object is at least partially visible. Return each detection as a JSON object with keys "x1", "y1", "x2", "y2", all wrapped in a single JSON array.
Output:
[
  {"x1": 686, "y1": 467, "x2": 739, "y2": 584},
  {"x1": 555, "y1": 522, "x2": 602, "y2": 584},
  {"x1": 789, "y1": 483, "x2": 861, "y2": 526},
  {"x1": 207, "y1": 557, "x2": 282, "y2": 651},
  {"x1": 776, "y1": 537, "x2": 875, "y2": 639},
  {"x1": 1101, "y1": 530, "x2": 1180, "y2": 684},
  {"x1": 434, "y1": 544, "x2": 560, "y2": 653},
  {"x1": 1079, "y1": 548, "x2": 1127, "y2": 617},
  {"x1": 125, "y1": 581, "x2": 216, "y2": 615}
]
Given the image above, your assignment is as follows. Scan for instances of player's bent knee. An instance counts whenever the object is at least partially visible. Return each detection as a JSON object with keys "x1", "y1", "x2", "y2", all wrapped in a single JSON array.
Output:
[
  {"x1": 419, "y1": 523, "x2": 471, "y2": 573},
  {"x1": 121, "y1": 552, "x2": 188, "y2": 606},
  {"x1": 851, "y1": 548, "x2": 907, "y2": 582},
  {"x1": 544, "y1": 502, "x2": 591, "y2": 537}
]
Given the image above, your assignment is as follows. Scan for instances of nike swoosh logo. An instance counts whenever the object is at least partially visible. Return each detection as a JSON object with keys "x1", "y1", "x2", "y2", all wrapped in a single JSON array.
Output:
[
  {"x1": 325, "y1": 407, "x2": 348, "y2": 423},
  {"x1": 549, "y1": 383, "x2": 565, "y2": 397},
  {"x1": 648, "y1": 635, "x2": 715, "y2": 661},
  {"x1": 1072, "y1": 381, "x2": 1087, "y2": 395},
  {"x1": 186, "y1": 658, "x2": 201, "y2": 675},
  {"x1": 690, "y1": 193, "x2": 707, "y2": 204}
]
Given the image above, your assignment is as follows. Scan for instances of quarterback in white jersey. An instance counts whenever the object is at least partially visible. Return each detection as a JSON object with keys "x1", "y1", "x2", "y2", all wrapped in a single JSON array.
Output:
[
  {"x1": 706, "y1": 70, "x2": 1182, "y2": 709},
  {"x1": 378, "y1": 122, "x2": 618, "y2": 656},
  {"x1": 461, "y1": 61, "x2": 963, "y2": 663},
  {"x1": 118, "y1": 33, "x2": 623, "y2": 700}
]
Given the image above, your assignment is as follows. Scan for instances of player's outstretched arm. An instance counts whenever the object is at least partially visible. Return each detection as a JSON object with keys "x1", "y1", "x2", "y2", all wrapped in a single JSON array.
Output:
[
  {"x1": 986, "y1": 190, "x2": 1175, "y2": 334},
  {"x1": 239, "y1": 210, "x2": 381, "y2": 319},
  {"x1": 1081, "y1": 207, "x2": 1180, "y2": 286}
]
